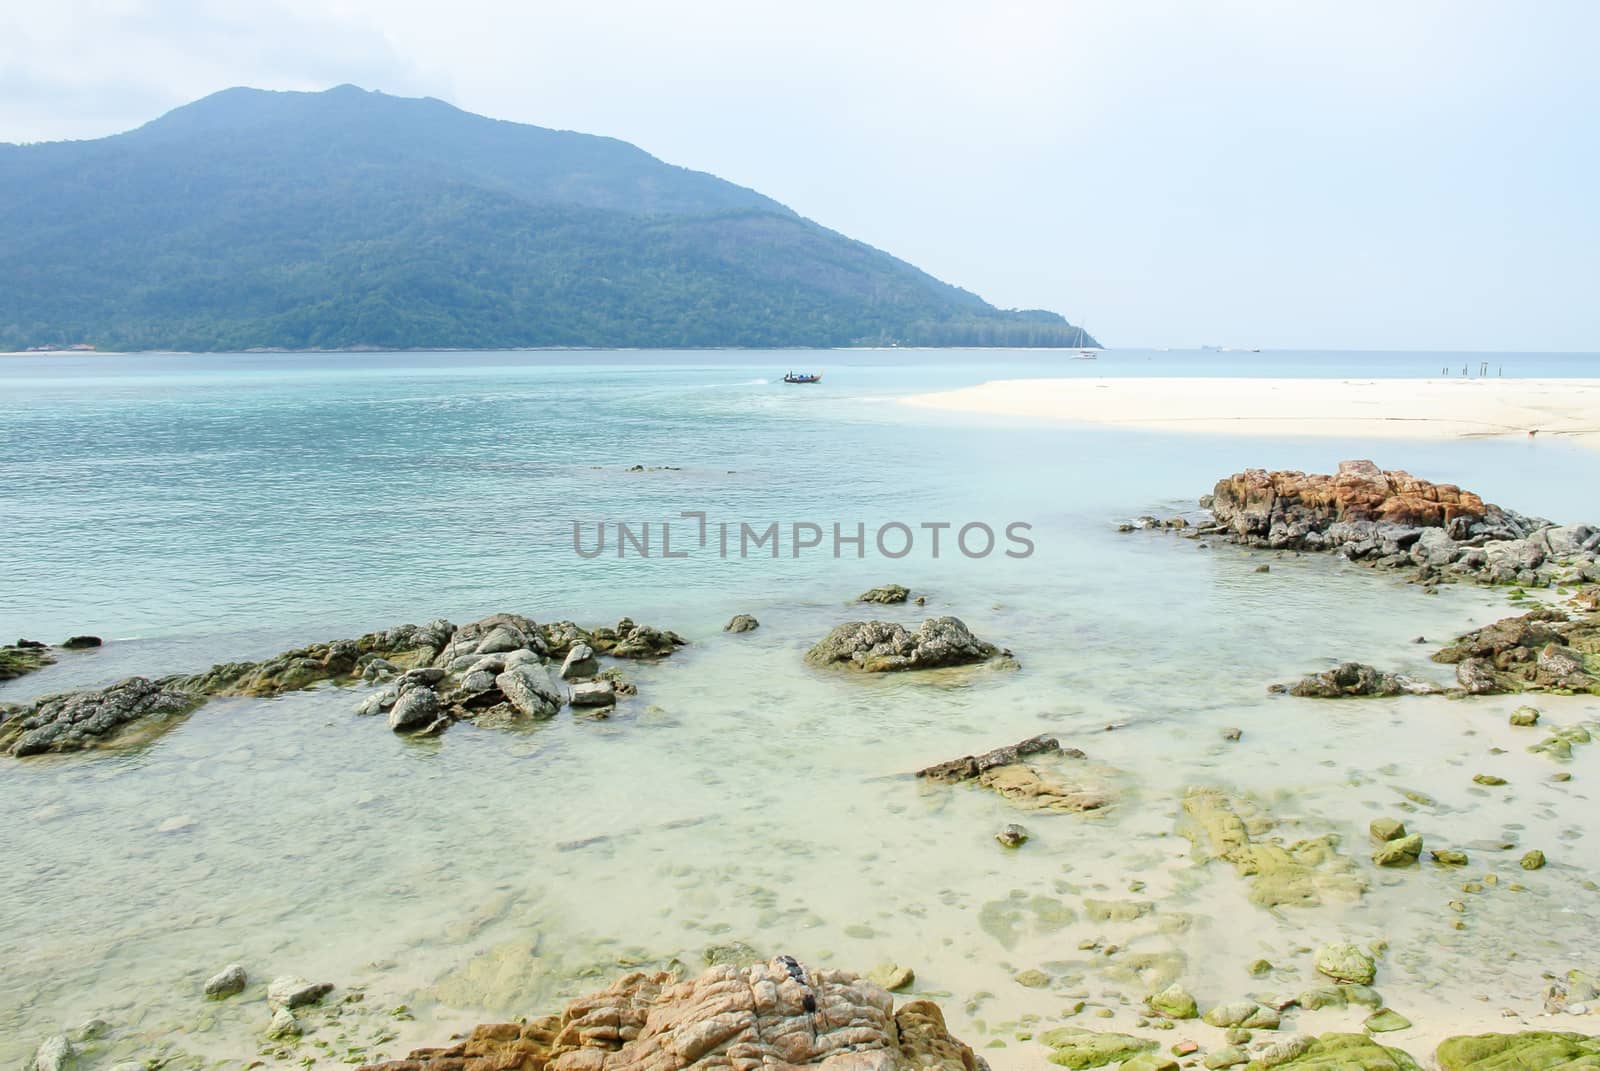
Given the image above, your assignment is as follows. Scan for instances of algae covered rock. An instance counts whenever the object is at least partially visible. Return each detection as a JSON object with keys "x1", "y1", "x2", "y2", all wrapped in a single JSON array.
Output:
[
  {"x1": 1369, "y1": 818, "x2": 1406, "y2": 843},
  {"x1": 1364, "y1": 1009, "x2": 1411, "y2": 1033},
  {"x1": 1510, "y1": 706, "x2": 1541, "y2": 727},
  {"x1": 1040, "y1": 1027, "x2": 1157, "y2": 1069},
  {"x1": 1372, "y1": 834, "x2": 1423, "y2": 867},
  {"x1": 867, "y1": 963, "x2": 915, "y2": 992},
  {"x1": 1119, "y1": 1056, "x2": 1178, "y2": 1071},
  {"x1": 1203, "y1": 1001, "x2": 1280, "y2": 1030},
  {"x1": 1435, "y1": 1031, "x2": 1600, "y2": 1071},
  {"x1": 1147, "y1": 984, "x2": 1198, "y2": 1020},
  {"x1": 723, "y1": 614, "x2": 760, "y2": 633},
  {"x1": 858, "y1": 584, "x2": 910, "y2": 604},
  {"x1": 1315, "y1": 943, "x2": 1376, "y2": 985},
  {"x1": 1521, "y1": 849, "x2": 1547, "y2": 870},
  {"x1": 1179, "y1": 788, "x2": 1365, "y2": 908},
  {"x1": 1245, "y1": 1032, "x2": 1421, "y2": 1070}
]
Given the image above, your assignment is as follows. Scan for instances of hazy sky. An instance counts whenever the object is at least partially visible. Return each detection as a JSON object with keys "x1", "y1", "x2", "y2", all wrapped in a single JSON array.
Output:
[{"x1": 3, "y1": 1, "x2": 1596, "y2": 351}]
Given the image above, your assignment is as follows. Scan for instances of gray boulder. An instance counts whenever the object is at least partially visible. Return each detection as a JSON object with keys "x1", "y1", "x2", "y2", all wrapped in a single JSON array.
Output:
[
  {"x1": 5, "y1": 678, "x2": 199, "y2": 757},
  {"x1": 496, "y1": 665, "x2": 562, "y2": 718},
  {"x1": 724, "y1": 614, "x2": 760, "y2": 633},
  {"x1": 805, "y1": 617, "x2": 1007, "y2": 673},
  {"x1": 560, "y1": 643, "x2": 599, "y2": 680},
  {"x1": 33, "y1": 1036, "x2": 73, "y2": 1071},
  {"x1": 266, "y1": 976, "x2": 332, "y2": 1010},
  {"x1": 570, "y1": 680, "x2": 617, "y2": 707},
  {"x1": 387, "y1": 686, "x2": 442, "y2": 733},
  {"x1": 204, "y1": 963, "x2": 248, "y2": 999}
]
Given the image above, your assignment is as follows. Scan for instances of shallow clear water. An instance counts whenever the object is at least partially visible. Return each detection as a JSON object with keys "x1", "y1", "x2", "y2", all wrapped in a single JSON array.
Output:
[{"x1": 2, "y1": 349, "x2": 1599, "y2": 1068}]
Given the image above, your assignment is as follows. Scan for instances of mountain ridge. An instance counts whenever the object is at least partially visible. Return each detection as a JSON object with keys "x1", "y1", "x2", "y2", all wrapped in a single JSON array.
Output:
[{"x1": 0, "y1": 86, "x2": 1097, "y2": 352}]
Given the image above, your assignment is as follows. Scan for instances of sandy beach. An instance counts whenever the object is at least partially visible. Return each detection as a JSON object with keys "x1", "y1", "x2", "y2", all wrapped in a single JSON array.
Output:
[{"x1": 904, "y1": 377, "x2": 1600, "y2": 447}]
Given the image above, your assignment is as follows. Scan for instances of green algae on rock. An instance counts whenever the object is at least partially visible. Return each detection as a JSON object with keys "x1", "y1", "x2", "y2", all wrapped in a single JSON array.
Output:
[
  {"x1": 1521, "y1": 849, "x2": 1547, "y2": 870},
  {"x1": 0, "y1": 641, "x2": 53, "y2": 681},
  {"x1": 868, "y1": 963, "x2": 916, "y2": 991},
  {"x1": 1146, "y1": 984, "x2": 1198, "y2": 1020},
  {"x1": 1179, "y1": 788, "x2": 1365, "y2": 908},
  {"x1": 1431, "y1": 607, "x2": 1600, "y2": 695},
  {"x1": 1372, "y1": 834, "x2": 1423, "y2": 867},
  {"x1": 1434, "y1": 1031, "x2": 1600, "y2": 1071},
  {"x1": 1364, "y1": 1008, "x2": 1412, "y2": 1033},
  {"x1": 1039, "y1": 1027, "x2": 1157, "y2": 1069},
  {"x1": 1370, "y1": 818, "x2": 1407, "y2": 843},
  {"x1": 1243, "y1": 1033, "x2": 1421, "y2": 1071},
  {"x1": 1315, "y1": 942, "x2": 1377, "y2": 985},
  {"x1": 805, "y1": 616, "x2": 1011, "y2": 673}
]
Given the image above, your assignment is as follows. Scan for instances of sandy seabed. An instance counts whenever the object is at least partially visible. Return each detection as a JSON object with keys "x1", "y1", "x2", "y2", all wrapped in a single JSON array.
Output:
[{"x1": 903, "y1": 377, "x2": 1600, "y2": 448}]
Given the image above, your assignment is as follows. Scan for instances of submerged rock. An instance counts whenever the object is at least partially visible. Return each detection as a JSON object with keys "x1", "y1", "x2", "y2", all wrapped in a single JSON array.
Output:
[
  {"x1": 569, "y1": 680, "x2": 616, "y2": 707},
  {"x1": 204, "y1": 963, "x2": 248, "y2": 999},
  {"x1": 1202, "y1": 1001, "x2": 1279, "y2": 1029},
  {"x1": 359, "y1": 957, "x2": 986, "y2": 1071},
  {"x1": 858, "y1": 583, "x2": 911, "y2": 604},
  {"x1": 917, "y1": 734, "x2": 1068, "y2": 782},
  {"x1": 266, "y1": 976, "x2": 333, "y2": 1010},
  {"x1": 1372, "y1": 833, "x2": 1423, "y2": 867},
  {"x1": 1370, "y1": 818, "x2": 1407, "y2": 843},
  {"x1": 1, "y1": 677, "x2": 201, "y2": 757},
  {"x1": 1251, "y1": 1033, "x2": 1420, "y2": 1070},
  {"x1": 995, "y1": 824, "x2": 1029, "y2": 848},
  {"x1": 1315, "y1": 942, "x2": 1376, "y2": 985},
  {"x1": 919, "y1": 735, "x2": 1106, "y2": 814},
  {"x1": 867, "y1": 963, "x2": 915, "y2": 991},
  {"x1": 32, "y1": 1035, "x2": 74, "y2": 1071},
  {"x1": 1179, "y1": 789, "x2": 1365, "y2": 908},
  {"x1": 723, "y1": 614, "x2": 760, "y2": 633},
  {"x1": 1039, "y1": 1027, "x2": 1156, "y2": 1069},
  {"x1": 806, "y1": 617, "x2": 1010, "y2": 673},
  {"x1": 1, "y1": 640, "x2": 55, "y2": 681}
]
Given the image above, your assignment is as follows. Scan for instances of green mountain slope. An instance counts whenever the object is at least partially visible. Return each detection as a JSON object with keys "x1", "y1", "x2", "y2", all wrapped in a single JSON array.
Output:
[{"x1": 0, "y1": 86, "x2": 1096, "y2": 351}]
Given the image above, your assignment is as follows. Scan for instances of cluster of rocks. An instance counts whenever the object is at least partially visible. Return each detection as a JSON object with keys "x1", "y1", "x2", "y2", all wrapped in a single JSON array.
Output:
[
  {"x1": 0, "y1": 634, "x2": 101, "y2": 682},
  {"x1": 1, "y1": 614, "x2": 685, "y2": 757},
  {"x1": 1138, "y1": 459, "x2": 1600, "y2": 588},
  {"x1": 1279, "y1": 604, "x2": 1598, "y2": 700},
  {"x1": 805, "y1": 617, "x2": 1012, "y2": 673},
  {"x1": 858, "y1": 583, "x2": 926, "y2": 606},
  {"x1": 1432, "y1": 607, "x2": 1598, "y2": 695},
  {"x1": 357, "y1": 957, "x2": 988, "y2": 1071}
]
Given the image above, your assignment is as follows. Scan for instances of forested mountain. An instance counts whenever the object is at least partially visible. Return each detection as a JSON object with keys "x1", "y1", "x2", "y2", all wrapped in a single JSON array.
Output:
[{"x1": 0, "y1": 86, "x2": 1096, "y2": 351}]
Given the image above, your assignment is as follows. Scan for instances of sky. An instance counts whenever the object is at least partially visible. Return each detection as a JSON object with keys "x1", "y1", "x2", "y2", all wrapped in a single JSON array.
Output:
[{"x1": 2, "y1": 0, "x2": 1596, "y2": 351}]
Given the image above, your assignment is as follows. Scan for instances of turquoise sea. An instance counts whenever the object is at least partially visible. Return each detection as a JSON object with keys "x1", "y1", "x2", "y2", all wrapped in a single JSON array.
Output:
[{"x1": 2, "y1": 348, "x2": 1599, "y2": 1068}]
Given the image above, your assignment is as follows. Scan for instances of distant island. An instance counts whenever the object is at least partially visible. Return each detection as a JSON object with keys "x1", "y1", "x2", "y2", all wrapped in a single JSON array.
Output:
[{"x1": 0, "y1": 85, "x2": 1097, "y2": 353}]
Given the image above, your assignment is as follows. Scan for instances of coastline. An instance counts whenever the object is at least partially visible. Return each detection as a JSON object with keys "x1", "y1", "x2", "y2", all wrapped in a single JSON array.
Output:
[{"x1": 903, "y1": 376, "x2": 1600, "y2": 448}]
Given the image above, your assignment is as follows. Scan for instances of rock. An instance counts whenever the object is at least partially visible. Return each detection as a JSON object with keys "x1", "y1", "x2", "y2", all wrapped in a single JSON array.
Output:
[
  {"x1": 1364, "y1": 1009, "x2": 1412, "y2": 1033},
  {"x1": 1430, "y1": 849, "x2": 1469, "y2": 867},
  {"x1": 805, "y1": 617, "x2": 1010, "y2": 673},
  {"x1": 560, "y1": 643, "x2": 600, "y2": 680},
  {"x1": 1316, "y1": 943, "x2": 1376, "y2": 985},
  {"x1": 267, "y1": 976, "x2": 333, "y2": 1010},
  {"x1": 917, "y1": 734, "x2": 1069, "y2": 781},
  {"x1": 1296, "y1": 988, "x2": 1347, "y2": 1011},
  {"x1": 1202, "y1": 1047, "x2": 1246, "y2": 1069},
  {"x1": 2, "y1": 677, "x2": 201, "y2": 757},
  {"x1": 569, "y1": 680, "x2": 617, "y2": 708},
  {"x1": 497, "y1": 665, "x2": 563, "y2": 719},
  {"x1": 996, "y1": 824, "x2": 1029, "y2": 848},
  {"x1": 866, "y1": 963, "x2": 915, "y2": 991},
  {"x1": 1249, "y1": 960, "x2": 1273, "y2": 977},
  {"x1": 1222, "y1": 727, "x2": 1243, "y2": 741},
  {"x1": 388, "y1": 686, "x2": 442, "y2": 733},
  {"x1": 600, "y1": 623, "x2": 687, "y2": 659},
  {"x1": 1015, "y1": 969, "x2": 1050, "y2": 988},
  {"x1": 60, "y1": 635, "x2": 102, "y2": 649},
  {"x1": 1119, "y1": 1057, "x2": 1178, "y2": 1071},
  {"x1": 1520, "y1": 849, "x2": 1546, "y2": 870},
  {"x1": 1286, "y1": 663, "x2": 1437, "y2": 698},
  {"x1": 1039, "y1": 1027, "x2": 1157, "y2": 1069},
  {"x1": 1372, "y1": 834, "x2": 1423, "y2": 867},
  {"x1": 74, "y1": 1019, "x2": 109, "y2": 1041},
  {"x1": 1179, "y1": 789, "x2": 1365, "y2": 908},
  {"x1": 359, "y1": 957, "x2": 985, "y2": 1071},
  {"x1": 1435, "y1": 1032, "x2": 1600, "y2": 1071},
  {"x1": 1252, "y1": 1034, "x2": 1420, "y2": 1070},
  {"x1": 1370, "y1": 818, "x2": 1407, "y2": 843},
  {"x1": 1471, "y1": 773, "x2": 1507, "y2": 786},
  {"x1": 265, "y1": 1008, "x2": 302, "y2": 1039},
  {"x1": 977, "y1": 763, "x2": 1110, "y2": 814},
  {"x1": 1148, "y1": 985, "x2": 1198, "y2": 1020},
  {"x1": 723, "y1": 614, "x2": 760, "y2": 633},
  {"x1": 33, "y1": 1035, "x2": 74, "y2": 1071},
  {"x1": 1, "y1": 641, "x2": 56, "y2": 680},
  {"x1": 204, "y1": 963, "x2": 248, "y2": 999},
  {"x1": 1510, "y1": 706, "x2": 1541, "y2": 727},
  {"x1": 858, "y1": 584, "x2": 911, "y2": 604},
  {"x1": 1202, "y1": 1001, "x2": 1279, "y2": 1030},
  {"x1": 1211, "y1": 461, "x2": 1490, "y2": 540}
]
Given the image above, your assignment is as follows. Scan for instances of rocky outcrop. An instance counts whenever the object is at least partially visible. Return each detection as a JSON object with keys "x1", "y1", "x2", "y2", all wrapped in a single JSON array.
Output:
[
  {"x1": 358, "y1": 958, "x2": 986, "y2": 1071},
  {"x1": 1194, "y1": 460, "x2": 1600, "y2": 588},
  {"x1": 1281, "y1": 662, "x2": 1441, "y2": 698},
  {"x1": 916, "y1": 735, "x2": 1108, "y2": 814},
  {"x1": 858, "y1": 584, "x2": 910, "y2": 604},
  {"x1": 1431, "y1": 608, "x2": 1599, "y2": 695},
  {"x1": 0, "y1": 676, "x2": 201, "y2": 757},
  {"x1": 4, "y1": 612, "x2": 684, "y2": 757},
  {"x1": 805, "y1": 617, "x2": 1010, "y2": 673},
  {"x1": 1179, "y1": 788, "x2": 1365, "y2": 909},
  {"x1": 2, "y1": 640, "x2": 54, "y2": 681}
]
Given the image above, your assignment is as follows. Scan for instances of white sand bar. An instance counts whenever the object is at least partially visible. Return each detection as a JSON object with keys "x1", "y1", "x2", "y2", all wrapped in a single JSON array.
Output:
[{"x1": 903, "y1": 377, "x2": 1600, "y2": 447}]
